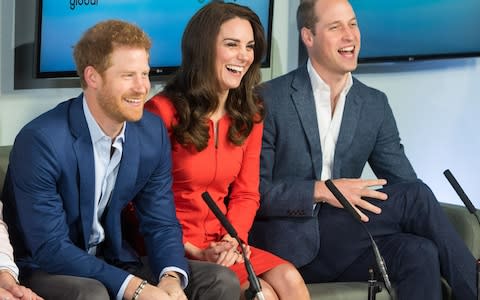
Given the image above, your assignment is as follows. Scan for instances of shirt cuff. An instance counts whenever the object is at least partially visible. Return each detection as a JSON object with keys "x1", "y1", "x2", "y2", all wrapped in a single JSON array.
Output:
[
  {"x1": 160, "y1": 267, "x2": 188, "y2": 289},
  {"x1": 117, "y1": 266, "x2": 188, "y2": 300},
  {"x1": 117, "y1": 274, "x2": 134, "y2": 300},
  {"x1": 0, "y1": 253, "x2": 19, "y2": 282}
]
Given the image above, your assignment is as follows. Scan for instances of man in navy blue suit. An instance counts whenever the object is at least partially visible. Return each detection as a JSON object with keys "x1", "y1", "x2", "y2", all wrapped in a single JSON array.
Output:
[
  {"x1": 249, "y1": 0, "x2": 477, "y2": 299},
  {"x1": 2, "y1": 20, "x2": 239, "y2": 300}
]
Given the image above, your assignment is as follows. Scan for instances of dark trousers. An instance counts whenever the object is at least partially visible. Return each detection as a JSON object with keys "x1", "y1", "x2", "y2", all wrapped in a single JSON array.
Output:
[
  {"x1": 21, "y1": 259, "x2": 240, "y2": 300},
  {"x1": 298, "y1": 180, "x2": 476, "y2": 300}
]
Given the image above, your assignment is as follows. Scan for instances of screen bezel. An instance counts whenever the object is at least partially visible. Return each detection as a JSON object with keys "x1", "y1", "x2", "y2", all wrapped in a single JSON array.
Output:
[
  {"x1": 352, "y1": 0, "x2": 480, "y2": 64},
  {"x1": 34, "y1": 0, "x2": 274, "y2": 79}
]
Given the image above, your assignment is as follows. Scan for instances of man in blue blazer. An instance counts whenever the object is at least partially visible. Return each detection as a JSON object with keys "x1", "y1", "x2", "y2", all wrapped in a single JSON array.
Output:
[
  {"x1": 249, "y1": 0, "x2": 476, "y2": 299},
  {"x1": 2, "y1": 20, "x2": 239, "y2": 300}
]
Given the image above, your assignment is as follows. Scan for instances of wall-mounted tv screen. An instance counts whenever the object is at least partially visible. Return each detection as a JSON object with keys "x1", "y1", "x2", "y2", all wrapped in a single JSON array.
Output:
[
  {"x1": 350, "y1": 0, "x2": 480, "y2": 63},
  {"x1": 36, "y1": 0, "x2": 274, "y2": 78}
]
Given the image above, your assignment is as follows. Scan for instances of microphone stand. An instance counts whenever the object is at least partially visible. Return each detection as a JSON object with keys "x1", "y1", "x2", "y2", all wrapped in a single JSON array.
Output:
[
  {"x1": 201, "y1": 192, "x2": 265, "y2": 300},
  {"x1": 368, "y1": 268, "x2": 382, "y2": 300},
  {"x1": 444, "y1": 169, "x2": 480, "y2": 300},
  {"x1": 324, "y1": 179, "x2": 396, "y2": 300},
  {"x1": 239, "y1": 242, "x2": 265, "y2": 300}
]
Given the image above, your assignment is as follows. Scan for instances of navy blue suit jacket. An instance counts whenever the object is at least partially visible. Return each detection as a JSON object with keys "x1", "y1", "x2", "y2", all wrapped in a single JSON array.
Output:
[
  {"x1": 249, "y1": 65, "x2": 417, "y2": 267},
  {"x1": 2, "y1": 95, "x2": 188, "y2": 296}
]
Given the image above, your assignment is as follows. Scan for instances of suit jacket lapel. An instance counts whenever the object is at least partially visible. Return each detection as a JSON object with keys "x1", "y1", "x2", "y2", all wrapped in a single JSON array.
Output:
[
  {"x1": 110, "y1": 123, "x2": 139, "y2": 209},
  {"x1": 333, "y1": 79, "x2": 362, "y2": 178},
  {"x1": 69, "y1": 95, "x2": 96, "y2": 249},
  {"x1": 291, "y1": 66, "x2": 323, "y2": 179}
]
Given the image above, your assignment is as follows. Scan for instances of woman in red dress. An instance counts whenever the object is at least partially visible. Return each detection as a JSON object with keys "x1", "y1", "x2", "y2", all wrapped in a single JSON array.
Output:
[{"x1": 146, "y1": 2, "x2": 309, "y2": 299}]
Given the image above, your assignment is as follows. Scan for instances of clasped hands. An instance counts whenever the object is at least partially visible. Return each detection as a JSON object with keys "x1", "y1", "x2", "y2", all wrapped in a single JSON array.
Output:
[
  {"x1": 186, "y1": 234, "x2": 250, "y2": 267},
  {"x1": 315, "y1": 178, "x2": 388, "y2": 222},
  {"x1": 202, "y1": 234, "x2": 251, "y2": 267}
]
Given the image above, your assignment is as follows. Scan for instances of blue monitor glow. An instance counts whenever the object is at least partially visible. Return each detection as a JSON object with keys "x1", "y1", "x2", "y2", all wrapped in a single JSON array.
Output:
[
  {"x1": 350, "y1": 0, "x2": 480, "y2": 63},
  {"x1": 36, "y1": 0, "x2": 274, "y2": 78}
]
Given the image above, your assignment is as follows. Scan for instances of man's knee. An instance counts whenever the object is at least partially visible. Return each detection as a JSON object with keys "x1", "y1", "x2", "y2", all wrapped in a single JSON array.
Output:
[
  {"x1": 186, "y1": 260, "x2": 240, "y2": 299},
  {"x1": 403, "y1": 180, "x2": 436, "y2": 202},
  {"x1": 70, "y1": 278, "x2": 109, "y2": 300},
  {"x1": 210, "y1": 266, "x2": 241, "y2": 294},
  {"x1": 417, "y1": 238, "x2": 439, "y2": 257}
]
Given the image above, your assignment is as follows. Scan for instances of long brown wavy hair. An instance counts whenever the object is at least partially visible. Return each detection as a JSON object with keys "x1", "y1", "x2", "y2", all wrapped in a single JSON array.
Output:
[{"x1": 162, "y1": 1, "x2": 266, "y2": 151}]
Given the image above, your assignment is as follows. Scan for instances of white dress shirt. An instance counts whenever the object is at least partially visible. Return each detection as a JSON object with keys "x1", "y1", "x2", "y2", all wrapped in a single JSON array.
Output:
[
  {"x1": 307, "y1": 60, "x2": 352, "y2": 210},
  {"x1": 307, "y1": 59, "x2": 353, "y2": 180},
  {"x1": 83, "y1": 98, "x2": 131, "y2": 299},
  {"x1": 83, "y1": 98, "x2": 124, "y2": 255}
]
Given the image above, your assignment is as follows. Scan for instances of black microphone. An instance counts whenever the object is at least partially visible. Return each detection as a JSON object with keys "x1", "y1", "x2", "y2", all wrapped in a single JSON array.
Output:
[
  {"x1": 325, "y1": 179, "x2": 396, "y2": 299},
  {"x1": 202, "y1": 191, "x2": 239, "y2": 237},
  {"x1": 201, "y1": 191, "x2": 265, "y2": 300},
  {"x1": 443, "y1": 169, "x2": 480, "y2": 300},
  {"x1": 443, "y1": 170, "x2": 479, "y2": 216}
]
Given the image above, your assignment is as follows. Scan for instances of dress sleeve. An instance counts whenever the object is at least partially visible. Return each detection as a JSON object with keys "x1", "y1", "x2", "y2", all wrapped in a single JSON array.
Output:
[{"x1": 225, "y1": 122, "x2": 263, "y2": 243}]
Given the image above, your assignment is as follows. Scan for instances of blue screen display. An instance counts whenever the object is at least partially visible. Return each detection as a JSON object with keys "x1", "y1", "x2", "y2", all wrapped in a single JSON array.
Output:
[
  {"x1": 350, "y1": 0, "x2": 480, "y2": 62},
  {"x1": 37, "y1": 0, "x2": 273, "y2": 77}
]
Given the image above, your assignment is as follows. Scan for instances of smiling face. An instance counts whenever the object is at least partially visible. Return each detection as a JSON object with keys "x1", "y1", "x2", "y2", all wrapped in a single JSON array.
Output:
[
  {"x1": 302, "y1": 0, "x2": 360, "y2": 82},
  {"x1": 86, "y1": 46, "x2": 150, "y2": 136},
  {"x1": 215, "y1": 17, "x2": 255, "y2": 94}
]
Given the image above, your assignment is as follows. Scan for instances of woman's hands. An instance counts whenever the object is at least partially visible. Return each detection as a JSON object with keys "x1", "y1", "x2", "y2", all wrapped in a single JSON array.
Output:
[
  {"x1": 212, "y1": 234, "x2": 251, "y2": 267},
  {"x1": 184, "y1": 235, "x2": 251, "y2": 267}
]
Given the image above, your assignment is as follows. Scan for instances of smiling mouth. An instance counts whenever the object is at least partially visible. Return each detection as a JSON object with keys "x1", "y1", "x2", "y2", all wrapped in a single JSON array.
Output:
[
  {"x1": 226, "y1": 64, "x2": 245, "y2": 74},
  {"x1": 338, "y1": 46, "x2": 355, "y2": 55},
  {"x1": 124, "y1": 97, "x2": 143, "y2": 104}
]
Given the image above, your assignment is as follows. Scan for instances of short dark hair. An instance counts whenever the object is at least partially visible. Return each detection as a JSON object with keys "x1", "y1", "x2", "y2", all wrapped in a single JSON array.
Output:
[{"x1": 297, "y1": 0, "x2": 318, "y2": 33}]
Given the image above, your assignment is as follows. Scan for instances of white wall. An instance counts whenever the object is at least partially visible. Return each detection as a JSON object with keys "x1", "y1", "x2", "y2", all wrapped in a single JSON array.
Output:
[
  {"x1": 355, "y1": 59, "x2": 480, "y2": 208},
  {"x1": 1, "y1": 0, "x2": 479, "y2": 207}
]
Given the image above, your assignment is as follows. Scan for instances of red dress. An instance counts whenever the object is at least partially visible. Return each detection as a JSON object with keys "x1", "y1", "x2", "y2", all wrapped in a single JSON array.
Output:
[{"x1": 145, "y1": 95, "x2": 287, "y2": 284}]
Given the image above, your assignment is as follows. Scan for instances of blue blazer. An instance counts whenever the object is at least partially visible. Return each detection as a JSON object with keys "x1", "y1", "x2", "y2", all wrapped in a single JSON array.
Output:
[
  {"x1": 249, "y1": 65, "x2": 417, "y2": 267},
  {"x1": 2, "y1": 95, "x2": 188, "y2": 297}
]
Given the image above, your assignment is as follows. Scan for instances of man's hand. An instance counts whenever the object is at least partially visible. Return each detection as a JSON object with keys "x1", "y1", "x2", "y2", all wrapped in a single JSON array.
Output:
[
  {"x1": 125, "y1": 276, "x2": 185, "y2": 300},
  {"x1": 314, "y1": 178, "x2": 388, "y2": 222},
  {"x1": 135, "y1": 284, "x2": 173, "y2": 300},
  {"x1": 157, "y1": 273, "x2": 186, "y2": 300},
  {"x1": 0, "y1": 271, "x2": 44, "y2": 300}
]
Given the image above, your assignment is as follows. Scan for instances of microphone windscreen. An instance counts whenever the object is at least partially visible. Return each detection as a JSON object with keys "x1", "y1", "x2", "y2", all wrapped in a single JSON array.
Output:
[
  {"x1": 201, "y1": 191, "x2": 238, "y2": 238},
  {"x1": 443, "y1": 169, "x2": 477, "y2": 214},
  {"x1": 325, "y1": 179, "x2": 362, "y2": 221}
]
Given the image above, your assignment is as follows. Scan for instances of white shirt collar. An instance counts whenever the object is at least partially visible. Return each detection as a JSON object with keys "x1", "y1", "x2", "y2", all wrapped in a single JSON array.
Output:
[{"x1": 306, "y1": 59, "x2": 353, "y2": 98}]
